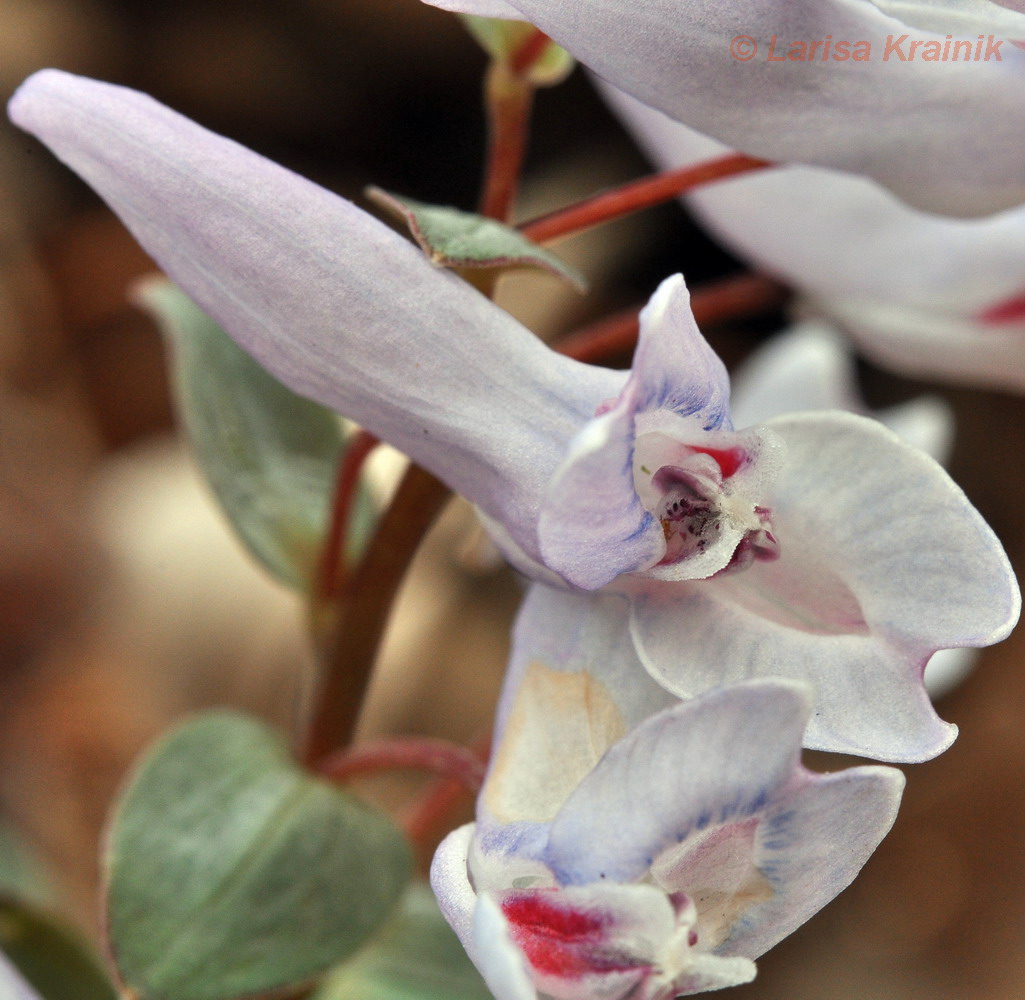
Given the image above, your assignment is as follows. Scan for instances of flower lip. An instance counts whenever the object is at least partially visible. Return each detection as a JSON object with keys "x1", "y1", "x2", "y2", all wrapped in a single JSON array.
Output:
[
  {"x1": 632, "y1": 426, "x2": 785, "y2": 583},
  {"x1": 500, "y1": 889, "x2": 656, "y2": 979}
]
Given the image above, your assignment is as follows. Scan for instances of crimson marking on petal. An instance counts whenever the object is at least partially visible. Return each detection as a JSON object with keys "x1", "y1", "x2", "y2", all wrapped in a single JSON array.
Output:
[
  {"x1": 501, "y1": 890, "x2": 652, "y2": 979},
  {"x1": 687, "y1": 445, "x2": 746, "y2": 478},
  {"x1": 977, "y1": 292, "x2": 1025, "y2": 326}
]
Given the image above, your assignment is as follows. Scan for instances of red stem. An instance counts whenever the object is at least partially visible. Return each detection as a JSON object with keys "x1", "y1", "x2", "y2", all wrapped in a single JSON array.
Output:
[
  {"x1": 509, "y1": 28, "x2": 553, "y2": 75},
  {"x1": 520, "y1": 154, "x2": 772, "y2": 244},
  {"x1": 319, "y1": 737, "x2": 487, "y2": 792},
  {"x1": 314, "y1": 429, "x2": 379, "y2": 604},
  {"x1": 403, "y1": 732, "x2": 492, "y2": 845},
  {"x1": 555, "y1": 273, "x2": 789, "y2": 364},
  {"x1": 479, "y1": 64, "x2": 534, "y2": 221},
  {"x1": 302, "y1": 465, "x2": 451, "y2": 767}
]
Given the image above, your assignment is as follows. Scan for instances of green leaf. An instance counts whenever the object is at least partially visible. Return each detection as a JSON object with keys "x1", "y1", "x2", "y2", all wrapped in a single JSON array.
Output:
[
  {"x1": 314, "y1": 884, "x2": 492, "y2": 1000},
  {"x1": 367, "y1": 188, "x2": 586, "y2": 292},
  {"x1": 138, "y1": 279, "x2": 376, "y2": 591},
  {"x1": 460, "y1": 15, "x2": 574, "y2": 87},
  {"x1": 104, "y1": 712, "x2": 412, "y2": 1000},
  {"x1": 0, "y1": 895, "x2": 117, "y2": 1000}
]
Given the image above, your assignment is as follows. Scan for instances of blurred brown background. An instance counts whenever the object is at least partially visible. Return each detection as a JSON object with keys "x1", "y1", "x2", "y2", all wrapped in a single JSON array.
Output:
[{"x1": 0, "y1": 2, "x2": 1023, "y2": 998}]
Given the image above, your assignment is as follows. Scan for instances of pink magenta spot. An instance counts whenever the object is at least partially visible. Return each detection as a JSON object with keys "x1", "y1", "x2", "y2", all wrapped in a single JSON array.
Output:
[
  {"x1": 502, "y1": 891, "x2": 608, "y2": 939},
  {"x1": 501, "y1": 890, "x2": 649, "y2": 980},
  {"x1": 978, "y1": 293, "x2": 1025, "y2": 326},
  {"x1": 688, "y1": 445, "x2": 746, "y2": 478}
]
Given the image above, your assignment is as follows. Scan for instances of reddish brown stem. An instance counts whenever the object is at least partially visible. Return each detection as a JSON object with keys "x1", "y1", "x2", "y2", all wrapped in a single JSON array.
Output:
[
  {"x1": 689, "y1": 272, "x2": 790, "y2": 328},
  {"x1": 403, "y1": 732, "x2": 492, "y2": 846},
  {"x1": 520, "y1": 154, "x2": 772, "y2": 244},
  {"x1": 302, "y1": 465, "x2": 451, "y2": 767},
  {"x1": 314, "y1": 429, "x2": 379, "y2": 604},
  {"x1": 509, "y1": 28, "x2": 553, "y2": 75},
  {"x1": 479, "y1": 63, "x2": 534, "y2": 221},
  {"x1": 319, "y1": 737, "x2": 486, "y2": 791},
  {"x1": 556, "y1": 306, "x2": 641, "y2": 364},
  {"x1": 555, "y1": 273, "x2": 790, "y2": 364}
]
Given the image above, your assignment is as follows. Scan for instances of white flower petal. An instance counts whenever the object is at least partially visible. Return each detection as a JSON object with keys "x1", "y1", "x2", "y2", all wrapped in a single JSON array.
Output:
[
  {"x1": 432, "y1": 0, "x2": 1025, "y2": 214},
  {"x1": 478, "y1": 585, "x2": 674, "y2": 848},
  {"x1": 629, "y1": 411, "x2": 1019, "y2": 761},
  {"x1": 604, "y1": 82, "x2": 1025, "y2": 391}
]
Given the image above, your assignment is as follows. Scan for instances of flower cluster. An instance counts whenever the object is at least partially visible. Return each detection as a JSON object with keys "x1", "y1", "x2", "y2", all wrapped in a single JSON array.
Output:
[{"x1": 8, "y1": 3, "x2": 1022, "y2": 991}]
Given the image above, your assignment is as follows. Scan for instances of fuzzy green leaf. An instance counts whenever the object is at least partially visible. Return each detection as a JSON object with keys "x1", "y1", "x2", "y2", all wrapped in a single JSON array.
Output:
[
  {"x1": 367, "y1": 189, "x2": 586, "y2": 291},
  {"x1": 314, "y1": 884, "x2": 491, "y2": 1000},
  {"x1": 105, "y1": 712, "x2": 412, "y2": 1000},
  {"x1": 138, "y1": 279, "x2": 376, "y2": 591}
]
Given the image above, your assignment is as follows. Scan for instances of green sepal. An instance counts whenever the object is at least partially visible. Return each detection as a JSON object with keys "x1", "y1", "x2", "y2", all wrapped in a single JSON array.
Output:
[
  {"x1": 461, "y1": 15, "x2": 574, "y2": 86},
  {"x1": 0, "y1": 895, "x2": 117, "y2": 1000},
  {"x1": 104, "y1": 712, "x2": 412, "y2": 1000},
  {"x1": 367, "y1": 188, "x2": 586, "y2": 291},
  {"x1": 138, "y1": 279, "x2": 376, "y2": 592},
  {"x1": 313, "y1": 883, "x2": 492, "y2": 1000}
]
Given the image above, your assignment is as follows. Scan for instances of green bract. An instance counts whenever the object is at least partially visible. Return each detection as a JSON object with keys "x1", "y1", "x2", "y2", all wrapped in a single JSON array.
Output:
[
  {"x1": 367, "y1": 188, "x2": 586, "y2": 291},
  {"x1": 104, "y1": 712, "x2": 412, "y2": 1000},
  {"x1": 139, "y1": 280, "x2": 375, "y2": 592}
]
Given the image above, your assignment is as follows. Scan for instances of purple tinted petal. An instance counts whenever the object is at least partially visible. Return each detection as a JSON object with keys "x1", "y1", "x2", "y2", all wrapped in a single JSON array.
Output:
[
  {"x1": 718, "y1": 766, "x2": 904, "y2": 959},
  {"x1": 545, "y1": 680, "x2": 810, "y2": 884},
  {"x1": 537, "y1": 275, "x2": 731, "y2": 589},
  {"x1": 629, "y1": 275, "x2": 733, "y2": 433},
  {"x1": 537, "y1": 403, "x2": 665, "y2": 590},
  {"x1": 8, "y1": 70, "x2": 622, "y2": 572}
]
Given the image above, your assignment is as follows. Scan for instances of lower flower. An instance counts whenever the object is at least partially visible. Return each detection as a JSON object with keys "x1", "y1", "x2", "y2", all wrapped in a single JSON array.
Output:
[{"x1": 432, "y1": 670, "x2": 904, "y2": 999}]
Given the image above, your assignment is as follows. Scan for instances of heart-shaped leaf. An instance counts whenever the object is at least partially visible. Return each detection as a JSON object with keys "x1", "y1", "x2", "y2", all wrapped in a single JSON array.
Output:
[
  {"x1": 367, "y1": 189, "x2": 586, "y2": 291},
  {"x1": 314, "y1": 884, "x2": 492, "y2": 1000},
  {"x1": 138, "y1": 279, "x2": 376, "y2": 591},
  {"x1": 105, "y1": 712, "x2": 411, "y2": 1000}
]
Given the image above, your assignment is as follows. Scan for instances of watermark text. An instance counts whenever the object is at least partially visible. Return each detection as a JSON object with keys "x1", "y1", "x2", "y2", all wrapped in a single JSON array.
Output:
[{"x1": 728, "y1": 33, "x2": 1005, "y2": 63}]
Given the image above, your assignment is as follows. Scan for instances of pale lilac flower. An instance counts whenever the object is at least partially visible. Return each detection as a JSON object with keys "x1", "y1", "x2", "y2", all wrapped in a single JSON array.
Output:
[
  {"x1": 432, "y1": 586, "x2": 905, "y2": 998},
  {"x1": 10, "y1": 70, "x2": 1019, "y2": 762},
  {"x1": 604, "y1": 85, "x2": 1025, "y2": 393},
  {"x1": 421, "y1": 0, "x2": 1025, "y2": 215}
]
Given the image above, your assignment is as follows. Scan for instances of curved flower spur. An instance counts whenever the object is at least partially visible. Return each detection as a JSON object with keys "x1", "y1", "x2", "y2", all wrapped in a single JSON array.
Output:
[
  {"x1": 433, "y1": 587, "x2": 905, "y2": 999},
  {"x1": 9, "y1": 70, "x2": 1019, "y2": 764}
]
